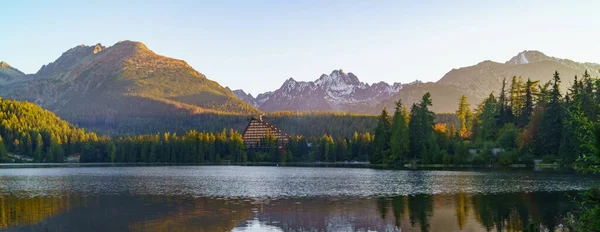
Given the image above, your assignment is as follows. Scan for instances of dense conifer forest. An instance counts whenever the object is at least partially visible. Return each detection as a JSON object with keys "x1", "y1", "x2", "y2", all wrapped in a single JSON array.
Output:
[{"x1": 1, "y1": 70, "x2": 600, "y2": 166}]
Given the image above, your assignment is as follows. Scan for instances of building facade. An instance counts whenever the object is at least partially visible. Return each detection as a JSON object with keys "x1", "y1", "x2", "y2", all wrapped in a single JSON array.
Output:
[{"x1": 242, "y1": 116, "x2": 289, "y2": 149}]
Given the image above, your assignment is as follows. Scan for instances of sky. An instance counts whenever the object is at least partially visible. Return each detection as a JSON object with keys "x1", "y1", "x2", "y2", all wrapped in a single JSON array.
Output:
[{"x1": 2, "y1": 0, "x2": 599, "y2": 95}]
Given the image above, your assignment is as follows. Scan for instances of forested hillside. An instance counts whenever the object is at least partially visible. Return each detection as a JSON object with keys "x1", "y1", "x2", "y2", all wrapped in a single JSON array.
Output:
[{"x1": 0, "y1": 98, "x2": 104, "y2": 162}]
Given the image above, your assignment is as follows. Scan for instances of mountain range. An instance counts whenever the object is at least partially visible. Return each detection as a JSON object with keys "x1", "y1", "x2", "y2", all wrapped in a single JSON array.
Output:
[
  {"x1": 234, "y1": 51, "x2": 600, "y2": 113},
  {"x1": 0, "y1": 41, "x2": 260, "y2": 128},
  {"x1": 2, "y1": 42, "x2": 599, "y2": 134},
  {"x1": 233, "y1": 70, "x2": 402, "y2": 114}
]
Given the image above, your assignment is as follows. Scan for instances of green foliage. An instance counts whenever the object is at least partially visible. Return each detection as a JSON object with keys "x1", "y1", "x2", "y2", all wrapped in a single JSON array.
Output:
[
  {"x1": 498, "y1": 150, "x2": 519, "y2": 166},
  {"x1": 475, "y1": 93, "x2": 497, "y2": 143},
  {"x1": 371, "y1": 108, "x2": 391, "y2": 164},
  {"x1": 409, "y1": 93, "x2": 435, "y2": 161},
  {"x1": 538, "y1": 71, "x2": 563, "y2": 157},
  {"x1": 497, "y1": 123, "x2": 518, "y2": 150},
  {"x1": 388, "y1": 101, "x2": 410, "y2": 165}
]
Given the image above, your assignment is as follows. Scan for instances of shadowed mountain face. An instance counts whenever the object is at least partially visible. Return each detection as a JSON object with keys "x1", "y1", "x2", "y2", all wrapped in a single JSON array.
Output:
[
  {"x1": 0, "y1": 41, "x2": 261, "y2": 127},
  {"x1": 234, "y1": 69, "x2": 403, "y2": 114},
  {"x1": 235, "y1": 51, "x2": 600, "y2": 114}
]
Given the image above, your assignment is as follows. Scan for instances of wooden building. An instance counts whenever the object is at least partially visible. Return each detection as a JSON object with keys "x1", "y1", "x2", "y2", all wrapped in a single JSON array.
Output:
[{"x1": 242, "y1": 115, "x2": 289, "y2": 149}]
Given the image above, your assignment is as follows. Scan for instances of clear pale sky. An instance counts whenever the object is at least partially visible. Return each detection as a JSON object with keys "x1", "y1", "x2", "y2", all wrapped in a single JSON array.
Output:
[{"x1": 2, "y1": 0, "x2": 599, "y2": 95}]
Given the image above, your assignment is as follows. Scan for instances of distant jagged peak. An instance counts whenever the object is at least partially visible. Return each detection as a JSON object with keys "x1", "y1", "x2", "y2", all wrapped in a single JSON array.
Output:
[
  {"x1": 92, "y1": 43, "x2": 104, "y2": 54},
  {"x1": 232, "y1": 89, "x2": 254, "y2": 98},
  {"x1": 506, "y1": 50, "x2": 553, "y2": 65},
  {"x1": 64, "y1": 43, "x2": 105, "y2": 55},
  {"x1": 316, "y1": 69, "x2": 360, "y2": 86}
]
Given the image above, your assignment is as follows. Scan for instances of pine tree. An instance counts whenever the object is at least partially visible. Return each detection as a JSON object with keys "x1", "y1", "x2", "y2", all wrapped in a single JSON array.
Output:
[
  {"x1": 520, "y1": 78, "x2": 539, "y2": 127},
  {"x1": 389, "y1": 100, "x2": 410, "y2": 165},
  {"x1": 371, "y1": 108, "x2": 391, "y2": 164},
  {"x1": 409, "y1": 93, "x2": 435, "y2": 161},
  {"x1": 539, "y1": 71, "x2": 563, "y2": 157},
  {"x1": 496, "y1": 78, "x2": 514, "y2": 126},
  {"x1": 476, "y1": 93, "x2": 498, "y2": 143}
]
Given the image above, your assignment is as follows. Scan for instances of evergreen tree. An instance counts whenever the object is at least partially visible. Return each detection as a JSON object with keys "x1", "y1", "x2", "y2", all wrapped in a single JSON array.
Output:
[
  {"x1": 389, "y1": 100, "x2": 410, "y2": 165},
  {"x1": 409, "y1": 93, "x2": 435, "y2": 161},
  {"x1": 539, "y1": 71, "x2": 563, "y2": 157},
  {"x1": 496, "y1": 78, "x2": 514, "y2": 127},
  {"x1": 476, "y1": 93, "x2": 498, "y2": 143},
  {"x1": 520, "y1": 78, "x2": 539, "y2": 126},
  {"x1": 371, "y1": 108, "x2": 391, "y2": 164}
]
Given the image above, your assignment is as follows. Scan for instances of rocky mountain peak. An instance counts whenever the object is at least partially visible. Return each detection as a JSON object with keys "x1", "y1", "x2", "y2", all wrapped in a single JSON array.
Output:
[
  {"x1": 92, "y1": 43, "x2": 104, "y2": 54},
  {"x1": 0, "y1": 61, "x2": 10, "y2": 68},
  {"x1": 316, "y1": 69, "x2": 360, "y2": 87},
  {"x1": 113, "y1": 40, "x2": 150, "y2": 52},
  {"x1": 506, "y1": 50, "x2": 552, "y2": 65},
  {"x1": 36, "y1": 43, "x2": 107, "y2": 77}
]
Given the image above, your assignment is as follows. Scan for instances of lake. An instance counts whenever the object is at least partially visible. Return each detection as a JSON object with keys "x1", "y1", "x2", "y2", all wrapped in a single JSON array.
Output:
[{"x1": 0, "y1": 165, "x2": 598, "y2": 231}]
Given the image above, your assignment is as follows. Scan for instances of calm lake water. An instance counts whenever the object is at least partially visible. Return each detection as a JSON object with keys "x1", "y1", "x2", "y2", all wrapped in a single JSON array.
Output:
[{"x1": 0, "y1": 165, "x2": 599, "y2": 231}]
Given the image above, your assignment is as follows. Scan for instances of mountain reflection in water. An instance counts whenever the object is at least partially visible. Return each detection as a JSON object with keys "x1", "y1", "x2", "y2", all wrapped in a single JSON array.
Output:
[{"x1": 1, "y1": 191, "x2": 577, "y2": 232}]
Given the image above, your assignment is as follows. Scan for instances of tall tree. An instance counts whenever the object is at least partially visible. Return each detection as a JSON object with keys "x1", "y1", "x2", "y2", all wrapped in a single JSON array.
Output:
[
  {"x1": 389, "y1": 100, "x2": 410, "y2": 165},
  {"x1": 539, "y1": 71, "x2": 563, "y2": 157},
  {"x1": 509, "y1": 76, "x2": 525, "y2": 120},
  {"x1": 496, "y1": 78, "x2": 514, "y2": 127},
  {"x1": 456, "y1": 95, "x2": 472, "y2": 138},
  {"x1": 519, "y1": 78, "x2": 539, "y2": 127},
  {"x1": 371, "y1": 108, "x2": 392, "y2": 164},
  {"x1": 476, "y1": 93, "x2": 498, "y2": 143},
  {"x1": 409, "y1": 93, "x2": 435, "y2": 161}
]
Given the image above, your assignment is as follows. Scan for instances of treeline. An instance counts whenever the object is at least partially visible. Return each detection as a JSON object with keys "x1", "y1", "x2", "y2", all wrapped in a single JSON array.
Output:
[
  {"x1": 71, "y1": 109, "x2": 456, "y2": 138},
  {"x1": 367, "y1": 70, "x2": 600, "y2": 166},
  {"x1": 77, "y1": 129, "x2": 374, "y2": 163}
]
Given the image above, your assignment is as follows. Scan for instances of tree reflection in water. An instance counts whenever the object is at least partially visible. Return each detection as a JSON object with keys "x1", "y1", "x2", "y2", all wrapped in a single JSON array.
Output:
[{"x1": 1, "y1": 191, "x2": 578, "y2": 232}]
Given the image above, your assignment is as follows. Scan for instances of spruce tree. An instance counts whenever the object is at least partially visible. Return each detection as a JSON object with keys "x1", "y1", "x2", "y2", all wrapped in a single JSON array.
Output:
[
  {"x1": 496, "y1": 78, "x2": 514, "y2": 127},
  {"x1": 520, "y1": 78, "x2": 538, "y2": 126},
  {"x1": 476, "y1": 93, "x2": 498, "y2": 143},
  {"x1": 409, "y1": 93, "x2": 435, "y2": 161},
  {"x1": 539, "y1": 71, "x2": 563, "y2": 157},
  {"x1": 389, "y1": 100, "x2": 410, "y2": 165},
  {"x1": 371, "y1": 108, "x2": 391, "y2": 164}
]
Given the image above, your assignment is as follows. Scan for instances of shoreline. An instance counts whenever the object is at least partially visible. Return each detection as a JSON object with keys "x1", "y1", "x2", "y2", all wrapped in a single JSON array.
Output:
[{"x1": 0, "y1": 161, "x2": 572, "y2": 171}]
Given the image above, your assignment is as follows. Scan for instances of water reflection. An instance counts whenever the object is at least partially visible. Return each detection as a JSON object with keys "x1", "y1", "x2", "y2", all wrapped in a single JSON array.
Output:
[{"x1": 1, "y1": 191, "x2": 578, "y2": 232}]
